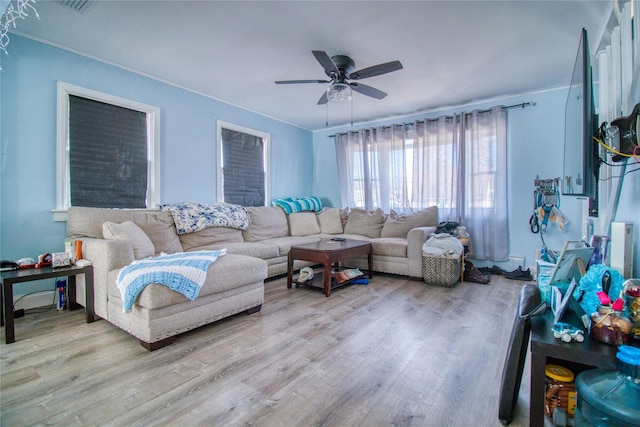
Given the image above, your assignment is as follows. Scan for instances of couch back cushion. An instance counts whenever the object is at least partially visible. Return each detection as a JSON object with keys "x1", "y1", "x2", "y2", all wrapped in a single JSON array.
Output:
[
  {"x1": 179, "y1": 227, "x2": 244, "y2": 251},
  {"x1": 381, "y1": 206, "x2": 439, "y2": 238},
  {"x1": 344, "y1": 208, "x2": 385, "y2": 238},
  {"x1": 288, "y1": 212, "x2": 321, "y2": 236},
  {"x1": 316, "y1": 207, "x2": 343, "y2": 234},
  {"x1": 67, "y1": 206, "x2": 183, "y2": 255},
  {"x1": 132, "y1": 211, "x2": 184, "y2": 254},
  {"x1": 102, "y1": 221, "x2": 156, "y2": 259},
  {"x1": 242, "y1": 206, "x2": 289, "y2": 242}
]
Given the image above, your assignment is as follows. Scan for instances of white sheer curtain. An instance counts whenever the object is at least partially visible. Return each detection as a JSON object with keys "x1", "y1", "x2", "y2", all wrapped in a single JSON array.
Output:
[
  {"x1": 461, "y1": 107, "x2": 509, "y2": 261},
  {"x1": 335, "y1": 106, "x2": 508, "y2": 261},
  {"x1": 336, "y1": 124, "x2": 408, "y2": 212}
]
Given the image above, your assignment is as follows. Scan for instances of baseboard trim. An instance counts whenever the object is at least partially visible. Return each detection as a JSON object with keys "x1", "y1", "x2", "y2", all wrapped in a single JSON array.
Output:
[{"x1": 473, "y1": 255, "x2": 525, "y2": 272}]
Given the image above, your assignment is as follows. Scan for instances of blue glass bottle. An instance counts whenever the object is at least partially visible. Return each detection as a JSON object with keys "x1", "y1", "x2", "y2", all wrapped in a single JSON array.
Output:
[{"x1": 575, "y1": 346, "x2": 640, "y2": 426}]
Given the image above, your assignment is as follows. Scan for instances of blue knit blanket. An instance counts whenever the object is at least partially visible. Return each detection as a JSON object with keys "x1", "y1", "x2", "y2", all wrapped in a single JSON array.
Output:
[{"x1": 116, "y1": 250, "x2": 226, "y2": 313}]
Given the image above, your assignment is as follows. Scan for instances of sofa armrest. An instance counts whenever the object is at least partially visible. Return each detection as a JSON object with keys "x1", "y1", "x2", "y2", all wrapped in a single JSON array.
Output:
[
  {"x1": 81, "y1": 238, "x2": 135, "y2": 319},
  {"x1": 407, "y1": 226, "x2": 437, "y2": 277}
]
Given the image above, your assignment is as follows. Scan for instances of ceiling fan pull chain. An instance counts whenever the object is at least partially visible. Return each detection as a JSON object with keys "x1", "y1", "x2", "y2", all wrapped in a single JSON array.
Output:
[{"x1": 326, "y1": 102, "x2": 329, "y2": 128}]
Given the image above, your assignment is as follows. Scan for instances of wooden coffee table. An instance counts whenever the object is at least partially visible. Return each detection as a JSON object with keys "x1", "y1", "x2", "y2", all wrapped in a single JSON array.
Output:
[{"x1": 287, "y1": 239, "x2": 373, "y2": 297}]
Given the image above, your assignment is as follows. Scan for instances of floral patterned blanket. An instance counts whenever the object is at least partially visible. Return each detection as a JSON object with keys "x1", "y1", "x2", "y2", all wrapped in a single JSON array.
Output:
[{"x1": 162, "y1": 202, "x2": 251, "y2": 234}]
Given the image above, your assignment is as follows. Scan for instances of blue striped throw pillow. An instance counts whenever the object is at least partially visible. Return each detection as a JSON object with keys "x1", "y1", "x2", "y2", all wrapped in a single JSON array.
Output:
[{"x1": 272, "y1": 196, "x2": 322, "y2": 214}]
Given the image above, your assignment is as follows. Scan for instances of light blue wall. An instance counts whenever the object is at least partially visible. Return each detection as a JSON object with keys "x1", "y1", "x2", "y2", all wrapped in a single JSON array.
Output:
[
  {"x1": 2, "y1": 35, "x2": 638, "y2": 302},
  {"x1": 312, "y1": 89, "x2": 640, "y2": 273},
  {"x1": 0, "y1": 35, "x2": 313, "y2": 295}
]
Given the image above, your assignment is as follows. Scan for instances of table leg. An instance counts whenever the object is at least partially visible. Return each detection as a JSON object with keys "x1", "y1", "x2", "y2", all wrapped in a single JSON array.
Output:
[
  {"x1": 530, "y1": 351, "x2": 547, "y2": 427},
  {"x1": 323, "y1": 260, "x2": 331, "y2": 297},
  {"x1": 67, "y1": 274, "x2": 78, "y2": 311},
  {"x1": 0, "y1": 280, "x2": 4, "y2": 327},
  {"x1": 85, "y1": 269, "x2": 95, "y2": 323},
  {"x1": 287, "y1": 250, "x2": 294, "y2": 289},
  {"x1": 3, "y1": 282, "x2": 15, "y2": 344},
  {"x1": 367, "y1": 251, "x2": 373, "y2": 278}
]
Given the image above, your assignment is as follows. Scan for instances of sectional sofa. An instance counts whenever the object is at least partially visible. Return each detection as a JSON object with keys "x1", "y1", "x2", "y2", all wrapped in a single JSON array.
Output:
[{"x1": 66, "y1": 203, "x2": 438, "y2": 350}]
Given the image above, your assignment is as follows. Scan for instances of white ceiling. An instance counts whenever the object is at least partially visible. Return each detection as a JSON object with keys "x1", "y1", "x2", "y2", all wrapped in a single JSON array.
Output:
[{"x1": 9, "y1": 0, "x2": 610, "y2": 131}]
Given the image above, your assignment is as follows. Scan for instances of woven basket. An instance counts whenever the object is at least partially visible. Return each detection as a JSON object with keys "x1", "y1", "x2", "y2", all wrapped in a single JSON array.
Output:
[{"x1": 422, "y1": 255, "x2": 461, "y2": 287}]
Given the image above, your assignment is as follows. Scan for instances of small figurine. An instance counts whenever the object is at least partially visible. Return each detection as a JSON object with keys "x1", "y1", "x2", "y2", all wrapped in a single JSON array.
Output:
[{"x1": 552, "y1": 322, "x2": 585, "y2": 343}]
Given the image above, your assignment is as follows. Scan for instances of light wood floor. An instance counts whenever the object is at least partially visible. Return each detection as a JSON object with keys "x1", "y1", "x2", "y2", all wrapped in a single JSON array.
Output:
[{"x1": 1, "y1": 273, "x2": 536, "y2": 426}]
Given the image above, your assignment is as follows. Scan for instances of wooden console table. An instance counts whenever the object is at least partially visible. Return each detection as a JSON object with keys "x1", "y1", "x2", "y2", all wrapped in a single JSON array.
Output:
[{"x1": 1, "y1": 265, "x2": 95, "y2": 344}]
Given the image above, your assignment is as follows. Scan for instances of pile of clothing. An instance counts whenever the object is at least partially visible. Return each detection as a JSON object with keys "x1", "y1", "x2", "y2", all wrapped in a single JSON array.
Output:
[{"x1": 421, "y1": 233, "x2": 464, "y2": 258}]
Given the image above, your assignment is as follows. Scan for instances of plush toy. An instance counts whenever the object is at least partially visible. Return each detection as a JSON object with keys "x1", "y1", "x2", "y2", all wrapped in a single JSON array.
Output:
[{"x1": 573, "y1": 264, "x2": 626, "y2": 315}]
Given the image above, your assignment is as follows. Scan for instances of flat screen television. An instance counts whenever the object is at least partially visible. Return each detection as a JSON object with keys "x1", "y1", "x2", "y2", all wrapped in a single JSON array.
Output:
[{"x1": 562, "y1": 27, "x2": 599, "y2": 217}]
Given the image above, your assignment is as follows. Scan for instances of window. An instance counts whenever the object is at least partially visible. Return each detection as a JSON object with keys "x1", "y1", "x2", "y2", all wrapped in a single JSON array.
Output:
[
  {"x1": 56, "y1": 82, "x2": 160, "y2": 214},
  {"x1": 216, "y1": 121, "x2": 270, "y2": 206},
  {"x1": 336, "y1": 107, "x2": 508, "y2": 261}
]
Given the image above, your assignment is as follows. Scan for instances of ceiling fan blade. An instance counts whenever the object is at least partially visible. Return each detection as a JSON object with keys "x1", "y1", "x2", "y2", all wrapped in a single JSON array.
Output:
[
  {"x1": 350, "y1": 60, "x2": 403, "y2": 80},
  {"x1": 312, "y1": 50, "x2": 340, "y2": 77},
  {"x1": 275, "y1": 79, "x2": 330, "y2": 84},
  {"x1": 317, "y1": 91, "x2": 329, "y2": 105},
  {"x1": 349, "y1": 82, "x2": 387, "y2": 99}
]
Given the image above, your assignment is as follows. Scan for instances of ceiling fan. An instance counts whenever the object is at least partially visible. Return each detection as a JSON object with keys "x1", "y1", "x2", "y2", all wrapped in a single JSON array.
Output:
[{"x1": 275, "y1": 50, "x2": 403, "y2": 105}]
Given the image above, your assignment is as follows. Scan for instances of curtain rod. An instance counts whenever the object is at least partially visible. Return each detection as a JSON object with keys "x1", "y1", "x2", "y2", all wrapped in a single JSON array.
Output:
[{"x1": 328, "y1": 101, "x2": 535, "y2": 138}]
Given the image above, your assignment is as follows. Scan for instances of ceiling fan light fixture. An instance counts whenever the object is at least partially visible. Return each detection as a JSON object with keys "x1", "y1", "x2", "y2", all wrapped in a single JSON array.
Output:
[{"x1": 327, "y1": 82, "x2": 352, "y2": 103}]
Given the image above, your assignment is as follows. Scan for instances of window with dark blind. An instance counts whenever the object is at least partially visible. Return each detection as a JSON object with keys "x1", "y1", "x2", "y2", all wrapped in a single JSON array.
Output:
[
  {"x1": 217, "y1": 122, "x2": 270, "y2": 206},
  {"x1": 69, "y1": 95, "x2": 148, "y2": 208},
  {"x1": 56, "y1": 82, "x2": 161, "y2": 214}
]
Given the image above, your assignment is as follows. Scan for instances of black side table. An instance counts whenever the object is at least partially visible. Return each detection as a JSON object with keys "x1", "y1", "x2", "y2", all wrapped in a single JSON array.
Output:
[
  {"x1": 529, "y1": 310, "x2": 639, "y2": 426},
  {"x1": 1, "y1": 265, "x2": 95, "y2": 344}
]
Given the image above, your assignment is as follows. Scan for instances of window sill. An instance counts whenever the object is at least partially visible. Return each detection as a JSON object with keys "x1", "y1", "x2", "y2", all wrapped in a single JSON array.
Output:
[{"x1": 52, "y1": 209, "x2": 68, "y2": 222}]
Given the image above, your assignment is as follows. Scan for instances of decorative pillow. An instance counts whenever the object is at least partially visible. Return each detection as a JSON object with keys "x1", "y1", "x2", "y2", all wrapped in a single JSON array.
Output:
[
  {"x1": 272, "y1": 196, "x2": 322, "y2": 214},
  {"x1": 340, "y1": 207, "x2": 351, "y2": 229},
  {"x1": 344, "y1": 208, "x2": 385, "y2": 238},
  {"x1": 288, "y1": 212, "x2": 321, "y2": 236},
  {"x1": 133, "y1": 211, "x2": 183, "y2": 255},
  {"x1": 102, "y1": 221, "x2": 155, "y2": 259},
  {"x1": 242, "y1": 206, "x2": 289, "y2": 242},
  {"x1": 316, "y1": 207, "x2": 343, "y2": 234},
  {"x1": 381, "y1": 206, "x2": 439, "y2": 238}
]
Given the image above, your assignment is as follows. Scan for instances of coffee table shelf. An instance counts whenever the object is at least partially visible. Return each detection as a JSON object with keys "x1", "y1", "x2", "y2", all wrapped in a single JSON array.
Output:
[
  {"x1": 295, "y1": 268, "x2": 366, "y2": 292},
  {"x1": 287, "y1": 239, "x2": 372, "y2": 297}
]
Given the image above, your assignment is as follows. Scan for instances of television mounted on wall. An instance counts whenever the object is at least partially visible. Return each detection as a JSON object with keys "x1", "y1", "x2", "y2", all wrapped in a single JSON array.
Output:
[{"x1": 562, "y1": 27, "x2": 600, "y2": 217}]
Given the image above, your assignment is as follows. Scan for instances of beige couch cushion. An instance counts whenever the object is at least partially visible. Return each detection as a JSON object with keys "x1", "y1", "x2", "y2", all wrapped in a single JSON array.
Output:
[
  {"x1": 179, "y1": 227, "x2": 243, "y2": 251},
  {"x1": 67, "y1": 207, "x2": 182, "y2": 255},
  {"x1": 316, "y1": 207, "x2": 343, "y2": 234},
  {"x1": 107, "y1": 254, "x2": 266, "y2": 310},
  {"x1": 344, "y1": 208, "x2": 385, "y2": 238},
  {"x1": 68, "y1": 206, "x2": 160, "y2": 238},
  {"x1": 371, "y1": 238, "x2": 408, "y2": 257},
  {"x1": 242, "y1": 206, "x2": 289, "y2": 242},
  {"x1": 381, "y1": 206, "x2": 439, "y2": 238},
  {"x1": 103, "y1": 221, "x2": 155, "y2": 259},
  {"x1": 133, "y1": 211, "x2": 183, "y2": 254},
  {"x1": 207, "y1": 242, "x2": 280, "y2": 259},
  {"x1": 288, "y1": 212, "x2": 321, "y2": 236}
]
